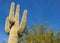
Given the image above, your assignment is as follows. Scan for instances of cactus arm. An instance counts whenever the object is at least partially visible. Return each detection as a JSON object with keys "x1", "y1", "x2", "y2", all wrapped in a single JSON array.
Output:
[
  {"x1": 9, "y1": 2, "x2": 15, "y2": 21},
  {"x1": 5, "y1": 17, "x2": 10, "y2": 35},
  {"x1": 15, "y1": 5, "x2": 20, "y2": 24},
  {"x1": 18, "y1": 10, "x2": 28, "y2": 35}
]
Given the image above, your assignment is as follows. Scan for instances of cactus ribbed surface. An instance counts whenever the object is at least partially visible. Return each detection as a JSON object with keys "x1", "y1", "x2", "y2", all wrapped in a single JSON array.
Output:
[{"x1": 5, "y1": 2, "x2": 28, "y2": 43}]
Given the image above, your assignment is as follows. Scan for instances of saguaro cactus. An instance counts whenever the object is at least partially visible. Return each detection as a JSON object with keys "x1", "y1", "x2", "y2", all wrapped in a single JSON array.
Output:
[{"x1": 5, "y1": 2, "x2": 28, "y2": 43}]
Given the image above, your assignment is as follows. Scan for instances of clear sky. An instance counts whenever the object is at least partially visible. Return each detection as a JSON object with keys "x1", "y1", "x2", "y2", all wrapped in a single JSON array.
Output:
[{"x1": 0, "y1": 0, "x2": 60, "y2": 43}]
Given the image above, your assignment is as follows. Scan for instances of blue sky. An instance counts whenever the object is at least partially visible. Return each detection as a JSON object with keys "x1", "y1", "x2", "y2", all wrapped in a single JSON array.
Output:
[{"x1": 0, "y1": 0, "x2": 60, "y2": 43}]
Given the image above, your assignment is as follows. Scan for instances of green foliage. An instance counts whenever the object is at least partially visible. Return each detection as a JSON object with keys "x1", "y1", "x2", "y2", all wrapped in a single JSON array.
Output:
[{"x1": 19, "y1": 23, "x2": 60, "y2": 43}]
